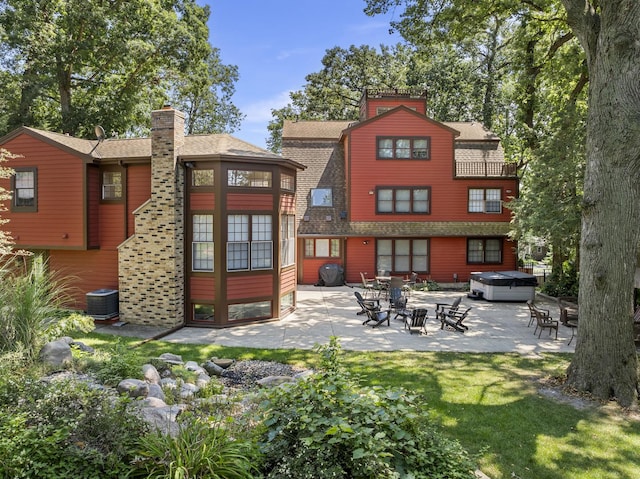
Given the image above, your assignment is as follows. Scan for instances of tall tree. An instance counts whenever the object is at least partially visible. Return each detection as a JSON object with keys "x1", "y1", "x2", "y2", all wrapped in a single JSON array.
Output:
[
  {"x1": 267, "y1": 42, "x2": 485, "y2": 152},
  {"x1": 0, "y1": 149, "x2": 16, "y2": 255},
  {"x1": 560, "y1": 0, "x2": 640, "y2": 406},
  {"x1": 0, "y1": 0, "x2": 242, "y2": 138},
  {"x1": 366, "y1": 0, "x2": 640, "y2": 406}
]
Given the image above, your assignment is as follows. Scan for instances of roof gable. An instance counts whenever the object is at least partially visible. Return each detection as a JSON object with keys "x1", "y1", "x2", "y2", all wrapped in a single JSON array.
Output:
[{"x1": 342, "y1": 105, "x2": 460, "y2": 137}]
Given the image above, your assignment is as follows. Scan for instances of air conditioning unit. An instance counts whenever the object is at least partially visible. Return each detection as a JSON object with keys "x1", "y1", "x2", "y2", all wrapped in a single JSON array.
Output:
[{"x1": 86, "y1": 289, "x2": 119, "y2": 320}]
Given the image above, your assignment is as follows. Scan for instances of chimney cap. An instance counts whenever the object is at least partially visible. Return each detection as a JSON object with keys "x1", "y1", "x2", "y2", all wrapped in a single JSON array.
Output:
[{"x1": 162, "y1": 103, "x2": 172, "y2": 110}]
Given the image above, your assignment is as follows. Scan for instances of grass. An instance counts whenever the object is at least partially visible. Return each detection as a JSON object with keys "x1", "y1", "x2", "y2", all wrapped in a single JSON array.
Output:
[{"x1": 77, "y1": 332, "x2": 640, "y2": 479}]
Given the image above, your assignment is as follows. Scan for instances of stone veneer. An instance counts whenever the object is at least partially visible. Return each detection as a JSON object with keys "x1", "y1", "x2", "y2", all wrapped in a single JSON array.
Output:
[{"x1": 117, "y1": 106, "x2": 185, "y2": 326}]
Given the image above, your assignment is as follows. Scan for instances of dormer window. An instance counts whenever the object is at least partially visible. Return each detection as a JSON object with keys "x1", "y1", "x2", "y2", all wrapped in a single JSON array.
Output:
[{"x1": 377, "y1": 137, "x2": 430, "y2": 160}]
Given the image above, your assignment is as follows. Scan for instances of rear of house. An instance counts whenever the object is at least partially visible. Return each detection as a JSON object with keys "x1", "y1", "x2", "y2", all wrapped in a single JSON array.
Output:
[
  {"x1": 283, "y1": 89, "x2": 519, "y2": 286},
  {"x1": 0, "y1": 106, "x2": 304, "y2": 328}
]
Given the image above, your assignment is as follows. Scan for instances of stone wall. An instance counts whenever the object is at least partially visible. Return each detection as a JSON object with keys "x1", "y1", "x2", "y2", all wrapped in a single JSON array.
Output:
[{"x1": 117, "y1": 106, "x2": 185, "y2": 327}]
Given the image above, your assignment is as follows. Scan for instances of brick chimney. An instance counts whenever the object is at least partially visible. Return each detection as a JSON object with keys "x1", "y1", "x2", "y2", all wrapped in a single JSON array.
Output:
[{"x1": 117, "y1": 106, "x2": 186, "y2": 327}]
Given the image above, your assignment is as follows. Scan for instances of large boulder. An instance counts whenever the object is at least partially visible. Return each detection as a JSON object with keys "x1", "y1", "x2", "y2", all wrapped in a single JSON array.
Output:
[{"x1": 39, "y1": 339, "x2": 73, "y2": 368}]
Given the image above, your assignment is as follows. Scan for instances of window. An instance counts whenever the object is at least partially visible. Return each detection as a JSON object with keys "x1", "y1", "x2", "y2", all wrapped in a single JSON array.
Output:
[
  {"x1": 281, "y1": 214, "x2": 295, "y2": 267},
  {"x1": 377, "y1": 137, "x2": 430, "y2": 160},
  {"x1": 468, "y1": 188, "x2": 502, "y2": 213},
  {"x1": 228, "y1": 300, "x2": 271, "y2": 321},
  {"x1": 281, "y1": 173, "x2": 294, "y2": 191},
  {"x1": 280, "y1": 292, "x2": 294, "y2": 313},
  {"x1": 228, "y1": 169, "x2": 271, "y2": 187},
  {"x1": 193, "y1": 303, "x2": 214, "y2": 321},
  {"x1": 304, "y1": 238, "x2": 340, "y2": 258},
  {"x1": 192, "y1": 214, "x2": 214, "y2": 271},
  {"x1": 377, "y1": 187, "x2": 430, "y2": 214},
  {"x1": 12, "y1": 168, "x2": 37, "y2": 211},
  {"x1": 102, "y1": 171, "x2": 122, "y2": 200},
  {"x1": 192, "y1": 169, "x2": 214, "y2": 187},
  {"x1": 227, "y1": 214, "x2": 272, "y2": 271},
  {"x1": 377, "y1": 239, "x2": 429, "y2": 273},
  {"x1": 310, "y1": 188, "x2": 332, "y2": 207},
  {"x1": 467, "y1": 238, "x2": 502, "y2": 264}
]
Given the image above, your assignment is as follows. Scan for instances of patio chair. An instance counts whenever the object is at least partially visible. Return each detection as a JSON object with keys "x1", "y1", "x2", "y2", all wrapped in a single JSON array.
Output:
[
  {"x1": 557, "y1": 296, "x2": 578, "y2": 325},
  {"x1": 360, "y1": 272, "x2": 379, "y2": 299},
  {"x1": 404, "y1": 308, "x2": 428, "y2": 335},
  {"x1": 533, "y1": 307, "x2": 558, "y2": 339},
  {"x1": 439, "y1": 306, "x2": 471, "y2": 333},
  {"x1": 403, "y1": 272, "x2": 420, "y2": 297},
  {"x1": 388, "y1": 286, "x2": 408, "y2": 314},
  {"x1": 526, "y1": 300, "x2": 550, "y2": 327},
  {"x1": 354, "y1": 291, "x2": 380, "y2": 316},
  {"x1": 360, "y1": 302, "x2": 391, "y2": 328},
  {"x1": 435, "y1": 296, "x2": 462, "y2": 321}
]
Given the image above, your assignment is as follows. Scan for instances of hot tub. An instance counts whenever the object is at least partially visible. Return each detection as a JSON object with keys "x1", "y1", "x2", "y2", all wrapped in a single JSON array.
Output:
[{"x1": 469, "y1": 271, "x2": 537, "y2": 302}]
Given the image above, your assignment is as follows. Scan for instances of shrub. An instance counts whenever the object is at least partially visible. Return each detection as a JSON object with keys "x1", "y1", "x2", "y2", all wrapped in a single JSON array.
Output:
[
  {"x1": 84, "y1": 340, "x2": 145, "y2": 386},
  {"x1": 255, "y1": 337, "x2": 477, "y2": 479},
  {"x1": 0, "y1": 376, "x2": 147, "y2": 478},
  {"x1": 0, "y1": 257, "x2": 94, "y2": 361},
  {"x1": 131, "y1": 413, "x2": 259, "y2": 479}
]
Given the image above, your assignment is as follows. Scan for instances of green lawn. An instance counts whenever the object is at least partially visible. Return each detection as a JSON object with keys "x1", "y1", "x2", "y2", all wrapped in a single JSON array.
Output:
[{"x1": 80, "y1": 333, "x2": 640, "y2": 479}]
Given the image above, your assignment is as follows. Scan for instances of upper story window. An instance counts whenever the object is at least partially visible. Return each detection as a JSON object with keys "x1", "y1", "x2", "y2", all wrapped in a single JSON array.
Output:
[
  {"x1": 228, "y1": 169, "x2": 272, "y2": 188},
  {"x1": 468, "y1": 188, "x2": 502, "y2": 213},
  {"x1": 192, "y1": 169, "x2": 214, "y2": 187},
  {"x1": 102, "y1": 171, "x2": 123, "y2": 200},
  {"x1": 12, "y1": 167, "x2": 37, "y2": 212},
  {"x1": 377, "y1": 137, "x2": 430, "y2": 160},
  {"x1": 377, "y1": 187, "x2": 430, "y2": 214},
  {"x1": 468, "y1": 238, "x2": 502, "y2": 264},
  {"x1": 310, "y1": 188, "x2": 332, "y2": 207},
  {"x1": 281, "y1": 173, "x2": 294, "y2": 191}
]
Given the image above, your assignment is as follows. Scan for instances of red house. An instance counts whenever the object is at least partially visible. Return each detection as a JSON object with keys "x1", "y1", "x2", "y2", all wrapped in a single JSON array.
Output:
[
  {"x1": 0, "y1": 106, "x2": 304, "y2": 328},
  {"x1": 283, "y1": 89, "x2": 518, "y2": 285}
]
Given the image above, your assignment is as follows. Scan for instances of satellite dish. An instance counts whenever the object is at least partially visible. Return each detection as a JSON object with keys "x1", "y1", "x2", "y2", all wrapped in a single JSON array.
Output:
[{"x1": 94, "y1": 125, "x2": 105, "y2": 140}]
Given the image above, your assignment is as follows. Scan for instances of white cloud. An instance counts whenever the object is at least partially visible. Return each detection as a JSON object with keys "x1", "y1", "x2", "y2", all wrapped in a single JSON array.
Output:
[{"x1": 241, "y1": 90, "x2": 293, "y2": 124}]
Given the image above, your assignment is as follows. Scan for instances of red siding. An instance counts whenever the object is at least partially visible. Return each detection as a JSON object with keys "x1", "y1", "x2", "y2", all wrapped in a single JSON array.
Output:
[
  {"x1": 280, "y1": 194, "x2": 295, "y2": 212},
  {"x1": 190, "y1": 191, "x2": 215, "y2": 210},
  {"x1": 49, "y1": 249, "x2": 119, "y2": 310},
  {"x1": 127, "y1": 164, "x2": 151, "y2": 237},
  {"x1": 280, "y1": 267, "x2": 296, "y2": 292},
  {"x1": 190, "y1": 276, "x2": 215, "y2": 300},
  {"x1": 87, "y1": 166, "x2": 100, "y2": 247},
  {"x1": 227, "y1": 275, "x2": 273, "y2": 299},
  {"x1": 227, "y1": 193, "x2": 272, "y2": 210},
  {"x1": 1, "y1": 133, "x2": 86, "y2": 248},
  {"x1": 347, "y1": 111, "x2": 516, "y2": 223},
  {"x1": 98, "y1": 203, "x2": 126, "y2": 249},
  {"x1": 365, "y1": 97, "x2": 426, "y2": 118}
]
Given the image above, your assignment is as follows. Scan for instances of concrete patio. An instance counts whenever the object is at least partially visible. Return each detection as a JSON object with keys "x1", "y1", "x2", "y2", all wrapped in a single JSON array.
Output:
[{"x1": 96, "y1": 285, "x2": 576, "y2": 354}]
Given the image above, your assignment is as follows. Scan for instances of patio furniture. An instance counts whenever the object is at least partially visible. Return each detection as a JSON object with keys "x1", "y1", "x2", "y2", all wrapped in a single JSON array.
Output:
[
  {"x1": 439, "y1": 306, "x2": 471, "y2": 333},
  {"x1": 360, "y1": 272, "x2": 379, "y2": 299},
  {"x1": 404, "y1": 308, "x2": 428, "y2": 335},
  {"x1": 362, "y1": 305, "x2": 391, "y2": 328},
  {"x1": 526, "y1": 300, "x2": 550, "y2": 327},
  {"x1": 533, "y1": 307, "x2": 558, "y2": 339},
  {"x1": 557, "y1": 296, "x2": 578, "y2": 324},
  {"x1": 354, "y1": 291, "x2": 380, "y2": 316},
  {"x1": 403, "y1": 272, "x2": 419, "y2": 297},
  {"x1": 435, "y1": 296, "x2": 462, "y2": 321}
]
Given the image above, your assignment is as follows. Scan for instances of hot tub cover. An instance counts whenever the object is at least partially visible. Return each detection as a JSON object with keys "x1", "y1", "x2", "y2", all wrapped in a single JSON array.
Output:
[{"x1": 470, "y1": 271, "x2": 538, "y2": 287}]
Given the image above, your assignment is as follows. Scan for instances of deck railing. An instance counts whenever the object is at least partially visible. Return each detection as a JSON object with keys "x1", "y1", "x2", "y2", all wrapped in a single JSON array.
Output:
[{"x1": 455, "y1": 161, "x2": 517, "y2": 178}]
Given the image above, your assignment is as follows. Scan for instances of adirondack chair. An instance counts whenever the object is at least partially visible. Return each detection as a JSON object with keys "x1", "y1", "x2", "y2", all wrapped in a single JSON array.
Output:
[{"x1": 404, "y1": 308, "x2": 428, "y2": 335}]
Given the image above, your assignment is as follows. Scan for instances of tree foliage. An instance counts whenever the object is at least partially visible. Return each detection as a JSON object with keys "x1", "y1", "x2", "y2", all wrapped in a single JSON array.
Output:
[
  {"x1": 0, "y1": 0, "x2": 242, "y2": 138},
  {"x1": 0, "y1": 148, "x2": 16, "y2": 255},
  {"x1": 267, "y1": 42, "x2": 486, "y2": 153}
]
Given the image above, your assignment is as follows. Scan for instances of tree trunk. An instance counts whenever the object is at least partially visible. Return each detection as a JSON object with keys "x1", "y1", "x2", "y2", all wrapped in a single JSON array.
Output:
[{"x1": 563, "y1": 0, "x2": 640, "y2": 407}]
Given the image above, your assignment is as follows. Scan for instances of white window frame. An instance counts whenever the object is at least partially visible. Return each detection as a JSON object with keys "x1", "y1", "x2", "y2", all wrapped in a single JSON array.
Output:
[
  {"x1": 468, "y1": 188, "x2": 502, "y2": 213},
  {"x1": 280, "y1": 214, "x2": 295, "y2": 267},
  {"x1": 192, "y1": 214, "x2": 214, "y2": 271},
  {"x1": 310, "y1": 188, "x2": 333, "y2": 207},
  {"x1": 227, "y1": 214, "x2": 273, "y2": 271}
]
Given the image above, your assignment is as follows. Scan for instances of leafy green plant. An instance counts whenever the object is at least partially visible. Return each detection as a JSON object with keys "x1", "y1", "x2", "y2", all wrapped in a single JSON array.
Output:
[
  {"x1": 131, "y1": 413, "x2": 258, "y2": 479},
  {"x1": 0, "y1": 376, "x2": 146, "y2": 478},
  {"x1": 0, "y1": 257, "x2": 94, "y2": 361},
  {"x1": 255, "y1": 337, "x2": 477, "y2": 479},
  {"x1": 87, "y1": 340, "x2": 145, "y2": 386}
]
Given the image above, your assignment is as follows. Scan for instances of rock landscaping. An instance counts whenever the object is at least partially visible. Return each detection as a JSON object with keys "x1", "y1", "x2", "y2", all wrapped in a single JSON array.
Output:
[{"x1": 39, "y1": 337, "x2": 312, "y2": 435}]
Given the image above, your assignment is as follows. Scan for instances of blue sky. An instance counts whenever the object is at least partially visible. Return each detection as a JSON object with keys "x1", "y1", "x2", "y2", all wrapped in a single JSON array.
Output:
[{"x1": 206, "y1": 1, "x2": 402, "y2": 149}]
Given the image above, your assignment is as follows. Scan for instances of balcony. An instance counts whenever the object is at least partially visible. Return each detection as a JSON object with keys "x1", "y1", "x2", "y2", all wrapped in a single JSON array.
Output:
[{"x1": 455, "y1": 161, "x2": 517, "y2": 178}]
